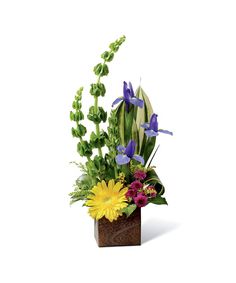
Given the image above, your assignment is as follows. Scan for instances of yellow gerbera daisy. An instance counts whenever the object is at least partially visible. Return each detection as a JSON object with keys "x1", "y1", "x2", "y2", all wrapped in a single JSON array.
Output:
[{"x1": 85, "y1": 179, "x2": 128, "y2": 222}]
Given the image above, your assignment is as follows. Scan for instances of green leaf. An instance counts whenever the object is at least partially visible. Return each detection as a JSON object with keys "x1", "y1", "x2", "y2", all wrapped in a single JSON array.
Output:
[
  {"x1": 149, "y1": 195, "x2": 168, "y2": 205},
  {"x1": 122, "y1": 204, "x2": 137, "y2": 217},
  {"x1": 143, "y1": 137, "x2": 156, "y2": 165},
  {"x1": 145, "y1": 169, "x2": 165, "y2": 195},
  {"x1": 147, "y1": 145, "x2": 159, "y2": 167},
  {"x1": 115, "y1": 102, "x2": 140, "y2": 151},
  {"x1": 135, "y1": 86, "x2": 147, "y2": 153},
  {"x1": 69, "y1": 174, "x2": 94, "y2": 205},
  {"x1": 124, "y1": 106, "x2": 135, "y2": 145},
  {"x1": 131, "y1": 120, "x2": 139, "y2": 153},
  {"x1": 135, "y1": 86, "x2": 156, "y2": 164},
  {"x1": 116, "y1": 102, "x2": 125, "y2": 145}
]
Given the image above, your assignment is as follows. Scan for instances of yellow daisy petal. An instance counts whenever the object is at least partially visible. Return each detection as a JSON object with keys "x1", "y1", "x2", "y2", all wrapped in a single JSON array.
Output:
[
  {"x1": 108, "y1": 179, "x2": 115, "y2": 190},
  {"x1": 86, "y1": 179, "x2": 128, "y2": 222},
  {"x1": 113, "y1": 182, "x2": 122, "y2": 192}
]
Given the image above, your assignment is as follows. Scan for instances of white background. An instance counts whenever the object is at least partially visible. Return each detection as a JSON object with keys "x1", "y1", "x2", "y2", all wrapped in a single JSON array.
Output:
[{"x1": 0, "y1": 0, "x2": 236, "y2": 282}]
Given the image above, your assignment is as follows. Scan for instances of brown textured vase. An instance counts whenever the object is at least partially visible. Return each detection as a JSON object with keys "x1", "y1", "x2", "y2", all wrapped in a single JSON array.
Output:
[{"x1": 94, "y1": 208, "x2": 141, "y2": 247}]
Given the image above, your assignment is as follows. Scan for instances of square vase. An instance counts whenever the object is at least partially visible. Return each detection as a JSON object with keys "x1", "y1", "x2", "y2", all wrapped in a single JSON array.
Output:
[{"x1": 94, "y1": 207, "x2": 141, "y2": 247}]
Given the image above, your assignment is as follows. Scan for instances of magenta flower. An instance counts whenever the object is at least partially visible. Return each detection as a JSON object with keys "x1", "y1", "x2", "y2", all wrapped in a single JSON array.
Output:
[
  {"x1": 150, "y1": 190, "x2": 157, "y2": 198},
  {"x1": 134, "y1": 170, "x2": 147, "y2": 180},
  {"x1": 145, "y1": 186, "x2": 157, "y2": 198},
  {"x1": 130, "y1": 180, "x2": 143, "y2": 190},
  {"x1": 134, "y1": 193, "x2": 148, "y2": 207},
  {"x1": 126, "y1": 189, "x2": 137, "y2": 199}
]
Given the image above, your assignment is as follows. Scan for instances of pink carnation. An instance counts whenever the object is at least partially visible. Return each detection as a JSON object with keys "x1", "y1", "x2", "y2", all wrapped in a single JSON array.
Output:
[
  {"x1": 134, "y1": 170, "x2": 147, "y2": 180},
  {"x1": 134, "y1": 193, "x2": 148, "y2": 207},
  {"x1": 130, "y1": 180, "x2": 143, "y2": 190}
]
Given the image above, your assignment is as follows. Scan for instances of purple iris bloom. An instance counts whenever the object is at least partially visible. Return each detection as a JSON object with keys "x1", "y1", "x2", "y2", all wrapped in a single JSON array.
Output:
[
  {"x1": 141, "y1": 114, "x2": 173, "y2": 137},
  {"x1": 112, "y1": 81, "x2": 144, "y2": 111},
  {"x1": 116, "y1": 140, "x2": 144, "y2": 165}
]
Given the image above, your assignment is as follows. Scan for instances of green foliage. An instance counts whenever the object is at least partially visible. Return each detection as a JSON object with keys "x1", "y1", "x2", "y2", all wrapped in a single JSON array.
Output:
[
  {"x1": 87, "y1": 106, "x2": 107, "y2": 124},
  {"x1": 70, "y1": 110, "x2": 84, "y2": 121},
  {"x1": 72, "y1": 100, "x2": 82, "y2": 110},
  {"x1": 114, "y1": 86, "x2": 155, "y2": 164},
  {"x1": 145, "y1": 168, "x2": 165, "y2": 195},
  {"x1": 135, "y1": 86, "x2": 156, "y2": 163},
  {"x1": 122, "y1": 204, "x2": 137, "y2": 217},
  {"x1": 101, "y1": 51, "x2": 114, "y2": 62},
  {"x1": 93, "y1": 63, "x2": 109, "y2": 76},
  {"x1": 69, "y1": 174, "x2": 93, "y2": 205},
  {"x1": 149, "y1": 195, "x2": 168, "y2": 205},
  {"x1": 69, "y1": 36, "x2": 128, "y2": 205},
  {"x1": 70, "y1": 87, "x2": 91, "y2": 156},
  {"x1": 90, "y1": 35, "x2": 126, "y2": 159},
  {"x1": 69, "y1": 35, "x2": 169, "y2": 210},
  {"x1": 90, "y1": 83, "x2": 106, "y2": 97},
  {"x1": 90, "y1": 131, "x2": 108, "y2": 148},
  {"x1": 83, "y1": 155, "x2": 117, "y2": 182},
  {"x1": 109, "y1": 35, "x2": 126, "y2": 52},
  {"x1": 115, "y1": 103, "x2": 139, "y2": 150},
  {"x1": 106, "y1": 110, "x2": 120, "y2": 148},
  {"x1": 103, "y1": 154, "x2": 117, "y2": 180},
  {"x1": 105, "y1": 110, "x2": 120, "y2": 178},
  {"x1": 85, "y1": 156, "x2": 107, "y2": 181},
  {"x1": 77, "y1": 141, "x2": 93, "y2": 158},
  {"x1": 71, "y1": 124, "x2": 87, "y2": 138},
  {"x1": 130, "y1": 162, "x2": 147, "y2": 175}
]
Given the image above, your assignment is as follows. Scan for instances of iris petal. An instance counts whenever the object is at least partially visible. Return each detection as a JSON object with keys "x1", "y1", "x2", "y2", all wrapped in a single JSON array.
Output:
[
  {"x1": 140, "y1": 122, "x2": 150, "y2": 129},
  {"x1": 112, "y1": 97, "x2": 123, "y2": 107},
  {"x1": 123, "y1": 81, "x2": 130, "y2": 102},
  {"x1": 150, "y1": 114, "x2": 158, "y2": 132},
  {"x1": 130, "y1": 97, "x2": 144, "y2": 108},
  {"x1": 128, "y1": 82, "x2": 135, "y2": 97},
  {"x1": 125, "y1": 140, "x2": 136, "y2": 158},
  {"x1": 132, "y1": 155, "x2": 145, "y2": 165},
  {"x1": 145, "y1": 129, "x2": 158, "y2": 137},
  {"x1": 158, "y1": 129, "x2": 173, "y2": 136},
  {"x1": 117, "y1": 145, "x2": 126, "y2": 153},
  {"x1": 115, "y1": 154, "x2": 130, "y2": 165}
]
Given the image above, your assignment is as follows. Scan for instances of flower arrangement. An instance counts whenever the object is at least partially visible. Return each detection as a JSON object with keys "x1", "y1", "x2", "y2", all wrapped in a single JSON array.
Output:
[{"x1": 69, "y1": 36, "x2": 172, "y2": 231}]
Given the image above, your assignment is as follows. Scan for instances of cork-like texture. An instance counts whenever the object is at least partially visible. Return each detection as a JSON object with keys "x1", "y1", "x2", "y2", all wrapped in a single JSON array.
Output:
[{"x1": 94, "y1": 208, "x2": 141, "y2": 247}]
